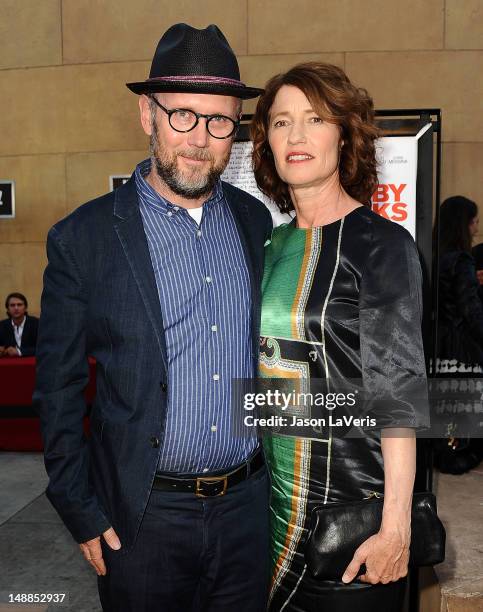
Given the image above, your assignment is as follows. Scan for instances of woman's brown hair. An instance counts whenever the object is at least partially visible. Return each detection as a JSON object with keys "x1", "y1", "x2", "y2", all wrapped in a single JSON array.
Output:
[{"x1": 251, "y1": 62, "x2": 379, "y2": 212}]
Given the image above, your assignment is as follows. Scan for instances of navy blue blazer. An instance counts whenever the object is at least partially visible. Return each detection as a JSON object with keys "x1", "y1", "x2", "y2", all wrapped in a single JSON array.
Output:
[
  {"x1": 0, "y1": 314, "x2": 39, "y2": 356},
  {"x1": 34, "y1": 175, "x2": 272, "y2": 548}
]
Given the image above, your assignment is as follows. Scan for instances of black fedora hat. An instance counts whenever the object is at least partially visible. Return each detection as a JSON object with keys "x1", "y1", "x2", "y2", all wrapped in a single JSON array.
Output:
[{"x1": 126, "y1": 23, "x2": 263, "y2": 99}]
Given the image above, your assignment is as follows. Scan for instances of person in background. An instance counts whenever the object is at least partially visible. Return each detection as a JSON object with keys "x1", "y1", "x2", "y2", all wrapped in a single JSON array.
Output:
[
  {"x1": 0, "y1": 292, "x2": 38, "y2": 357},
  {"x1": 434, "y1": 195, "x2": 483, "y2": 474}
]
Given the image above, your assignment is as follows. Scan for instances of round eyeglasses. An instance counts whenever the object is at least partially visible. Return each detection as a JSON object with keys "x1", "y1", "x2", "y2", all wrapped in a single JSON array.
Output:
[{"x1": 150, "y1": 96, "x2": 239, "y2": 139}]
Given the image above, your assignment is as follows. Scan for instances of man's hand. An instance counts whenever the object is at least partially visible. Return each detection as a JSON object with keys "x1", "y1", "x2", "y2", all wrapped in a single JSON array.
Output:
[
  {"x1": 5, "y1": 346, "x2": 19, "y2": 357},
  {"x1": 341, "y1": 527, "x2": 409, "y2": 585},
  {"x1": 79, "y1": 527, "x2": 121, "y2": 576}
]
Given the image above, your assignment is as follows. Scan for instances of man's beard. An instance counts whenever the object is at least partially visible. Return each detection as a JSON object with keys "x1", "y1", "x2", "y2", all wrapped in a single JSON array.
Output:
[{"x1": 150, "y1": 121, "x2": 231, "y2": 200}]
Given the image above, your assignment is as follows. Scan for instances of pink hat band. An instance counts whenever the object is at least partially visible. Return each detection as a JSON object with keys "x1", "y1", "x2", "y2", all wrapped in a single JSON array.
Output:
[{"x1": 147, "y1": 75, "x2": 246, "y2": 88}]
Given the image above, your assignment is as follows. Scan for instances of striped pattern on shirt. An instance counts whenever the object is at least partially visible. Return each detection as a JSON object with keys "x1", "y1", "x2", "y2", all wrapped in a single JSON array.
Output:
[{"x1": 135, "y1": 159, "x2": 257, "y2": 474}]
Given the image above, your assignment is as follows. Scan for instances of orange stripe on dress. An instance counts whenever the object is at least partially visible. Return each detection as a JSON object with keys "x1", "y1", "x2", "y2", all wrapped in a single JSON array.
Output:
[{"x1": 291, "y1": 231, "x2": 312, "y2": 341}]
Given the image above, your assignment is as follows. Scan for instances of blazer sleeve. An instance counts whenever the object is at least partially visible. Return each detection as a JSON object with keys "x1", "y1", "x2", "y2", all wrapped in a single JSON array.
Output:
[
  {"x1": 359, "y1": 221, "x2": 429, "y2": 429},
  {"x1": 34, "y1": 226, "x2": 111, "y2": 543},
  {"x1": 0, "y1": 319, "x2": 12, "y2": 346}
]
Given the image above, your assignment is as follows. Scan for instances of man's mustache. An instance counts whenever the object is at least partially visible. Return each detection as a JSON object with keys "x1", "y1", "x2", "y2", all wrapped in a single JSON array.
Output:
[{"x1": 176, "y1": 149, "x2": 214, "y2": 162}]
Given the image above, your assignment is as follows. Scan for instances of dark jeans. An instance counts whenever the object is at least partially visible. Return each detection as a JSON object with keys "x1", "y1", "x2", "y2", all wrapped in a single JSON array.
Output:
[{"x1": 98, "y1": 466, "x2": 270, "y2": 612}]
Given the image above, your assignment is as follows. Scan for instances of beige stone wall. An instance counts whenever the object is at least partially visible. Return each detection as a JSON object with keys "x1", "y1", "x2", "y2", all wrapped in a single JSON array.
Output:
[{"x1": 0, "y1": 0, "x2": 481, "y2": 314}]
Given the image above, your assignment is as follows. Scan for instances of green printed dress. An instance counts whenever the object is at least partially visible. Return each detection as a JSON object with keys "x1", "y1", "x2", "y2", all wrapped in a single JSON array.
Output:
[{"x1": 259, "y1": 207, "x2": 426, "y2": 611}]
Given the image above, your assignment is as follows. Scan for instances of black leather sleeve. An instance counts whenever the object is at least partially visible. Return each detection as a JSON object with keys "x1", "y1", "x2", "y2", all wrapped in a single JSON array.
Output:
[{"x1": 359, "y1": 220, "x2": 429, "y2": 429}]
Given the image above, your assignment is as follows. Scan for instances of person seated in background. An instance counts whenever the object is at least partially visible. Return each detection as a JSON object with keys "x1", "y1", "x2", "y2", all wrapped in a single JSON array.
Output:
[{"x1": 0, "y1": 292, "x2": 39, "y2": 357}]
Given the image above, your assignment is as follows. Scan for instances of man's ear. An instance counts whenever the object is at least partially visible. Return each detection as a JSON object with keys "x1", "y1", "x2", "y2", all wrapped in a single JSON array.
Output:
[{"x1": 139, "y1": 94, "x2": 153, "y2": 136}]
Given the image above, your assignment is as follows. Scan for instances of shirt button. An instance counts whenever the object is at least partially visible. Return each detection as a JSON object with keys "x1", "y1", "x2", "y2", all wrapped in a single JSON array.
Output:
[
  {"x1": 211, "y1": 425, "x2": 217, "y2": 432},
  {"x1": 205, "y1": 276, "x2": 212, "y2": 283},
  {"x1": 167, "y1": 211, "x2": 173, "y2": 217},
  {"x1": 197, "y1": 230, "x2": 202, "y2": 237},
  {"x1": 173, "y1": 206, "x2": 179, "y2": 211},
  {"x1": 160, "y1": 382, "x2": 167, "y2": 392},
  {"x1": 203, "y1": 468, "x2": 209, "y2": 473},
  {"x1": 211, "y1": 324, "x2": 218, "y2": 332},
  {"x1": 150, "y1": 436, "x2": 160, "y2": 448},
  {"x1": 213, "y1": 374, "x2": 220, "y2": 381}
]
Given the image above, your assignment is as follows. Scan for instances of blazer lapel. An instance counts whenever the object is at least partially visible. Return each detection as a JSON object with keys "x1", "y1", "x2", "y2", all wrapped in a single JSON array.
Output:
[
  {"x1": 222, "y1": 182, "x2": 262, "y2": 359},
  {"x1": 113, "y1": 176, "x2": 168, "y2": 372}
]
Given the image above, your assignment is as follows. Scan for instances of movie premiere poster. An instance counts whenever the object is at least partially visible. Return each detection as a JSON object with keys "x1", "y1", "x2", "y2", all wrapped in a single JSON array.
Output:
[
  {"x1": 222, "y1": 126, "x2": 432, "y2": 240},
  {"x1": 221, "y1": 142, "x2": 293, "y2": 227}
]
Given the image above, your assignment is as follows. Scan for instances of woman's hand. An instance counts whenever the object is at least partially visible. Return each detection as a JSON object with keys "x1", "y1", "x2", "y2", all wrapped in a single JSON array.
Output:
[
  {"x1": 340, "y1": 433, "x2": 415, "y2": 584},
  {"x1": 341, "y1": 525, "x2": 410, "y2": 585}
]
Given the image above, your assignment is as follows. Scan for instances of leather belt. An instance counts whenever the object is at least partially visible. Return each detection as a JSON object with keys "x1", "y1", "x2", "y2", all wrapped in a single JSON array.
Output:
[{"x1": 153, "y1": 449, "x2": 264, "y2": 497}]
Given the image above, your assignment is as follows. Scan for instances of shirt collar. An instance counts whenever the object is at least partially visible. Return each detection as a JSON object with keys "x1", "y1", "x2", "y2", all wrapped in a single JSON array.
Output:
[
  {"x1": 11, "y1": 316, "x2": 26, "y2": 329},
  {"x1": 135, "y1": 158, "x2": 224, "y2": 215}
]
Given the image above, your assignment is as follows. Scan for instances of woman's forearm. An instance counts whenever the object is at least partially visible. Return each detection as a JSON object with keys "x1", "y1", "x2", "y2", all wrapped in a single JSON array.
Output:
[
  {"x1": 380, "y1": 429, "x2": 416, "y2": 543},
  {"x1": 341, "y1": 430, "x2": 416, "y2": 583}
]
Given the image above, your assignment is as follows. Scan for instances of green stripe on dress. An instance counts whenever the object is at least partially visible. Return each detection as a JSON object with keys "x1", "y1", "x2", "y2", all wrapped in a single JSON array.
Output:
[{"x1": 259, "y1": 223, "x2": 312, "y2": 580}]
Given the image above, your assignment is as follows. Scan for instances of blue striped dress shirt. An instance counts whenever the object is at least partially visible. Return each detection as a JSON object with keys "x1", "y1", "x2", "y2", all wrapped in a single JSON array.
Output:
[{"x1": 135, "y1": 159, "x2": 257, "y2": 474}]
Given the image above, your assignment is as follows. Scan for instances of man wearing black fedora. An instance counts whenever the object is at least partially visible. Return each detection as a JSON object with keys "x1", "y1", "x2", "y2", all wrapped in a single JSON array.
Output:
[{"x1": 35, "y1": 23, "x2": 272, "y2": 612}]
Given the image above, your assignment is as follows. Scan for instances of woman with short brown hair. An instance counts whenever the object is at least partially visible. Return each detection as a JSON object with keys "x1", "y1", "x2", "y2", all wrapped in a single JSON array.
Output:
[
  {"x1": 252, "y1": 63, "x2": 427, "y2": 611},
  {"x1": 252, "y1": 62, "x2": 379, "y2": 211}
]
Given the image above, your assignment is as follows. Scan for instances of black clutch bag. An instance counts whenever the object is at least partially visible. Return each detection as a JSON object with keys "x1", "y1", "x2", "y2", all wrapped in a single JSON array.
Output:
[{"x1": 305, "y1": 492, "x2": 446, "y2": 580}]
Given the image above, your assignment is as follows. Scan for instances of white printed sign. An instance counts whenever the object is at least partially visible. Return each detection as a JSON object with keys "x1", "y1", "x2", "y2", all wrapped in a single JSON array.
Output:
[
  {"x1": 373, "y1": 137, "x2": 417, "y2": 239},
  {"x1": 109, "y1": 175, "x2": 130, "y2": 191},
  {"x1": 221, "y1": 142, "x2": 292, "y2": 227},
  {"x1": 0, "y1": 181, "x2": 15, "y2": 219}
]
